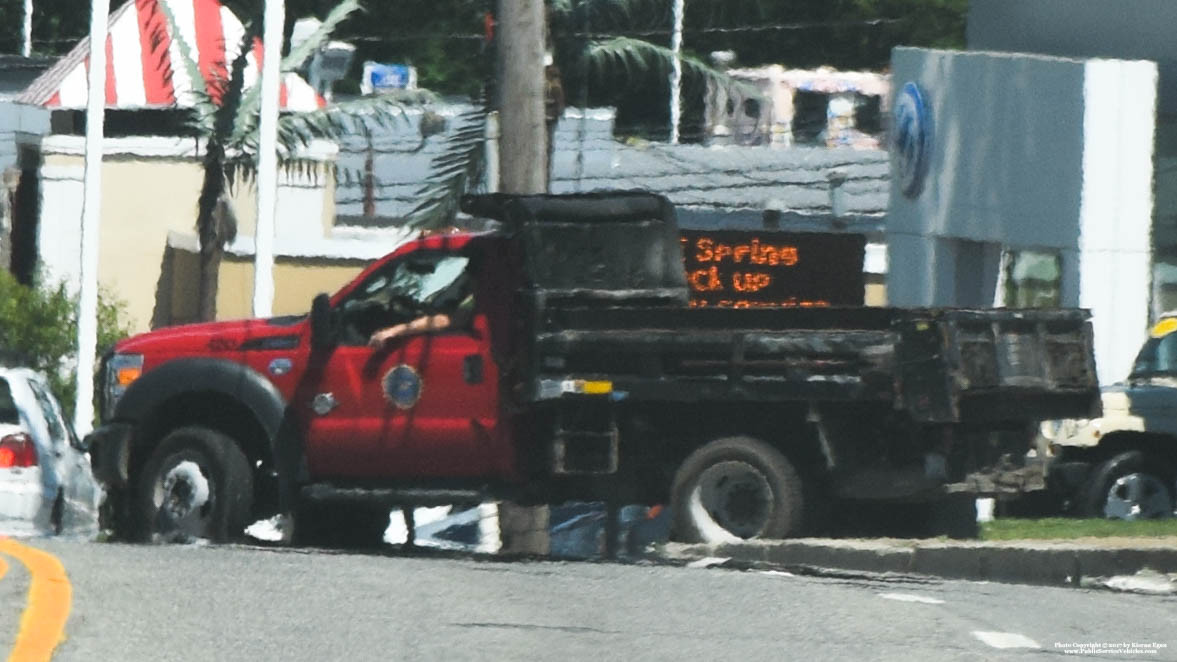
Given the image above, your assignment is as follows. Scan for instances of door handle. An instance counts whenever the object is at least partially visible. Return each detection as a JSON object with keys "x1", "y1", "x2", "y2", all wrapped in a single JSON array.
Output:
[
  {"x1": 463, "y1": 355, "x2": 484, "y2": 384},
  {"x1": 311, "y1": 392, "x2": 339, "y2": 416}
]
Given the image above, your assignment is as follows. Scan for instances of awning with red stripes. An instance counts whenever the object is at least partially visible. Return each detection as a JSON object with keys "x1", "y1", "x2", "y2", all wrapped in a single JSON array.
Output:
[{"x1": 18, "y1": 0, "x2": 323, "y2": 112}]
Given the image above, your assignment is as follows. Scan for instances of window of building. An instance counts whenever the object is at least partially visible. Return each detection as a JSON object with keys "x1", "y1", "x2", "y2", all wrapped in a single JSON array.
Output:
[
  {"x1": 1001, "y1": 249, "x2": 1062, "y2": 308},
  {"x1": 854, "y1": 94, "x2": 882, "y2": 135},
  {"x1": 792, "y1": 91, "x2": 828, "y2": 144}
]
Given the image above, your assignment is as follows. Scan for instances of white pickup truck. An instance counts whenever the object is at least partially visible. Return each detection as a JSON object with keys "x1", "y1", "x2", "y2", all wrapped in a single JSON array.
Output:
[{"x1": 1042, "y1": 316, "x2": 1177, "y2": 519}]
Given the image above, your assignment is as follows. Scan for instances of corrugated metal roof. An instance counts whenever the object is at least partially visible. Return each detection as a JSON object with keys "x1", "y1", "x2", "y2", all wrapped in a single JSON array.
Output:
[{"x1": 334, "y1": 103, "x2": 890, "y2": 224}]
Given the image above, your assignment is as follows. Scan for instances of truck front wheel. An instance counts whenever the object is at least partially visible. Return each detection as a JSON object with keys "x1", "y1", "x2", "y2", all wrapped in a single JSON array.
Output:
[
  {"x1": 1082, "y1": 451, "x2": 1175, "y2": 520},
  {"x1": 132, "y1": 427, "x2": 254, "y2": 543},
  {"x1": 671, "y1": 436, "x2": 805, "y2": 542}
]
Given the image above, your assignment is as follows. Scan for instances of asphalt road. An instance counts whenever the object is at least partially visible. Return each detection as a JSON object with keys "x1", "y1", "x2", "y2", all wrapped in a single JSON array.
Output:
[{"x1": 3, "y1": 539, "x2": 1177, "y2": 661}]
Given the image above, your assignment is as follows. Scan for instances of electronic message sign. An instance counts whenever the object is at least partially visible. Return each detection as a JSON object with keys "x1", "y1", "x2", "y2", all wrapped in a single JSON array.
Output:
[{"x1": 680, "y1": 230, "x2": 866, "y2": 308}]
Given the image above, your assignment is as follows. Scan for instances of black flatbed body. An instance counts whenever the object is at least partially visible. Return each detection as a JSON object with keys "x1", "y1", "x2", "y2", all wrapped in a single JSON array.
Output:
[{"x1": 527, "y1": 304, "x2": 1098, "y2": 424}]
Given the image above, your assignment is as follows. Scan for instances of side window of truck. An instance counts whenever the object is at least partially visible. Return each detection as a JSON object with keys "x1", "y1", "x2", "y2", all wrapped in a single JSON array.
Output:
[
  {"x1": 1132, "y1": 332, "x2": 1177, "y2": 376},
  {"x1": 338, "y1": 252, "x2": 473, "y2": 344}
]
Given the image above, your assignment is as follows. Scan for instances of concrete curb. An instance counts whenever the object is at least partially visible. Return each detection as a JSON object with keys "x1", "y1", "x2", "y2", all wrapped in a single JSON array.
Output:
[{"x1": 659, "y1": 538, "x2": 1177, "y2": 590}]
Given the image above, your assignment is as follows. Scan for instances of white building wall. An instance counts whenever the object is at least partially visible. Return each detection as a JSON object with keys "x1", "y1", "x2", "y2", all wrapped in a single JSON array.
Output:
[
  {"x1": 1078, "y1": 60, "x2": 1157, "y2": 382},
  {"x1": 887, "y1": 47, "x2": 1157, "y2": 383},
  {"x1": 30, "y1": 135, "x2": 337, "y2": 295},
  {"x1": 37, "y1": 162, "x2": 85, "y2": 289}
]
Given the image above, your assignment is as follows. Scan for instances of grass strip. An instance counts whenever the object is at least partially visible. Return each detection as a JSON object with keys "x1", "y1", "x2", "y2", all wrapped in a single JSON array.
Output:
[{"x1": 982, "y1": 518, "x2": 1177, "y2": 541}]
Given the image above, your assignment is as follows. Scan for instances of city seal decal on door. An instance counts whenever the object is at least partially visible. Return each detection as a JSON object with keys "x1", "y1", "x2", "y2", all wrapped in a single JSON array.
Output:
[{"x1": 383, "y1": 364, "x2": 423, "y2": 409}]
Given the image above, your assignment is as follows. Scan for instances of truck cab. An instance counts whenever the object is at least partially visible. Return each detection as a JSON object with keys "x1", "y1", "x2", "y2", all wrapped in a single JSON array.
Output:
[{"x1": 1043, "y1": 315, "x2": 1177, "y2": 519}]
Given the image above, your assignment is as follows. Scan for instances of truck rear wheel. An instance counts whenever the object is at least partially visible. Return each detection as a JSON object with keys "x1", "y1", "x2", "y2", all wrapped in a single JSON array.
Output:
[
  {"x1": 132, "y1": 427, "x2": 254, "y2": 543},
  {"x1": 1082, "y1": 451, "x2": 1175, "y2": 520},
  {"x1": 671, "y1": 436, "x2": 804, "y2": 542}
]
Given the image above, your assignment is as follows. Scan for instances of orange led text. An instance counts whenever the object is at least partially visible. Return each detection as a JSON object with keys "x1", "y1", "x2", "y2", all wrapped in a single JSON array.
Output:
[{"x1": 694, "y1": 238, "x2": 799, "y2": 267}]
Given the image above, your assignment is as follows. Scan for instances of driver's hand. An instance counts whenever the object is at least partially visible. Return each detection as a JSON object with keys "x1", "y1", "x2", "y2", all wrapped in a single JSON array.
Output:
[{"x1": 368, "y1": 324, "x2": 404, "y2": 349}]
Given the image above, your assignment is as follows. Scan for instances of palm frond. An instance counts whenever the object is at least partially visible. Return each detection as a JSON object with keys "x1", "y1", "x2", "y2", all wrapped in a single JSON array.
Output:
[
  {"x1": 272, "y1": 89, "x2": 436, "y2": 152},
  {"x1": 155, "y1": 0, "x2": 217, "y2": 135},
  {"x1": 282, "y1": 0, "x2": 362, "y2": 73},
  {"x1": 226, "y1": 13, "x2": 269, "y2": 147},
  {"x1": 222, "y1": 90, "x2": 436, "y2": 185},
  {"x1": 585, "y1": 36, "x2": 761, "y2": 98},
  {"x1": 404, "y1": 104, "x2": 489, "y2": 231}
]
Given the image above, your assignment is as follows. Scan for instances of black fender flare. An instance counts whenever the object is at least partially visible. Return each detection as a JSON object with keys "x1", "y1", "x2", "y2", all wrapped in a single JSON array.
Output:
[{"x1": 115, "y1": 357, "x2": 289, "y2": 459}]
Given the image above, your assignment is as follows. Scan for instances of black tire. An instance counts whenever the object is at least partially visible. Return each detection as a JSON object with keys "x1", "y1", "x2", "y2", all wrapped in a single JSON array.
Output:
[
  {"x1": 292, "y1": 499, "x2": 390, "y2": 549},
  {"x1": 670, "y1": 436, "x2": 805, "y2": 543},
  {"x1": 51, "y1": 491, "x2": 64, "y2": 535},
  {"x1": 132, "y1": 427, "x2": 254, "y2": 543},
  {"x1": 1081, "y1": 451, "x2": 1176, "y2": 520}
]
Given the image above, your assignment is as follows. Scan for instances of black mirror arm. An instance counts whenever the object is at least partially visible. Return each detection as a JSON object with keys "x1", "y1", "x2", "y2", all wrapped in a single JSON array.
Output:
[{"x1": 310, "y1": 293, "x2": 339, "y2": 350}]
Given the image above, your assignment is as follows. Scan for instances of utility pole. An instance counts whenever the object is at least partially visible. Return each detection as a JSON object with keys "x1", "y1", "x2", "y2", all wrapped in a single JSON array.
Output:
[
  {"x1": 76, "y1": 0, "x2": 111, "y2": 436},
  {"x1": 495, "y1": 0, "x2": 550, "y2": 555},
  {"x1": 497, "y1": 0, "x2": 547, "y2": 194},
  {"x1": 253, "y1": 0, "x2": 284, "y2": 318},
  {"x1": 22, "y1": 0, "x2": 33, "y2": 57},
  {"x1": 669, "y1": 0, "x2": 684, "y2": 144}
]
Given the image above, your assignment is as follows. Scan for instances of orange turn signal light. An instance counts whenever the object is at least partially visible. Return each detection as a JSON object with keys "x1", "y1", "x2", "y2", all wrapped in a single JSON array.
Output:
[{"x1": 116, "y1": 367, "x2": 142, "y2": 386}]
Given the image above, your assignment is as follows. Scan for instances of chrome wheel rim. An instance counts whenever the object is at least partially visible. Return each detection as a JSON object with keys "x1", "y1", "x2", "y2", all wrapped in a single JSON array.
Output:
[
  {"x1": 152, "y1": 459, "x2": 216, "y2": 539},
  {"x1": 689, "y1": 461, "x2": 773, "y2": 539},
  {"x1": 1103, "y1": 472, "x2": 1173, "y2": 520}
]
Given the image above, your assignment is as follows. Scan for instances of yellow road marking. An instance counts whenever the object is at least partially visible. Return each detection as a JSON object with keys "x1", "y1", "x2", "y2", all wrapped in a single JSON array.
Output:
[
  {"x1": 0, "y1": 557, "x2": 6, "y2": 581},
  {"x1": 0, "y1": 538, "x2": 71, "y2": 662}
]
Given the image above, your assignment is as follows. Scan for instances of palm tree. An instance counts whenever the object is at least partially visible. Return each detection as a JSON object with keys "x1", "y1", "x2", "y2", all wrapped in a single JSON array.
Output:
[
  {"x1": 405, "y1": 0, "x2": 756, "y2": 230},
  {"x1": 157, "y1": 0, "x2": 434, "y2": 320}
]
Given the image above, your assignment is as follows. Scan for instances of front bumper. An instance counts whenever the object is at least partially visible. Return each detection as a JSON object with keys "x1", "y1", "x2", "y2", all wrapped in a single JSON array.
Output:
[{"x1": 85, "y1": 423, "x2": 134, "y2": 489}]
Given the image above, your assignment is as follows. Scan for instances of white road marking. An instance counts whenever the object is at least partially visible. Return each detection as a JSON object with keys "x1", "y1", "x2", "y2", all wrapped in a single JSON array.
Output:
[
  {"x1": 878, "y1": 592, "x2": 945, "y2": 605},
  {"x1": 760, "y1": 570, "x2": 796, "y2": 578},
  {"x1": 972, "y1": 631, "x2": 1042, "y2": 649},
  {"x1": 687, "y1": 556, "x2": 730, "y2": 568}
]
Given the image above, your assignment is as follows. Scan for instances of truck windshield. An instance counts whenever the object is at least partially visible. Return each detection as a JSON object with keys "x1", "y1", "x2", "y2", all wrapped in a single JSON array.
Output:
[{"x1": 1130, "y1": 334, "x2": 1177, "y2": 377}]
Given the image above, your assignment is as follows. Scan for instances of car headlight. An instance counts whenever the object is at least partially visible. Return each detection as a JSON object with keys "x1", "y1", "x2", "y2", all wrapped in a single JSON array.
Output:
[{"x1": 104, "y1": 353, "x2": 143, "y2": 420}]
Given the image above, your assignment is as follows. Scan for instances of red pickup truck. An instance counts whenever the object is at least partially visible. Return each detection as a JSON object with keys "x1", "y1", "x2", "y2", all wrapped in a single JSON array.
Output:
[{"x1": 86, "y1": 192, "x2": 1100, "y2": 545}]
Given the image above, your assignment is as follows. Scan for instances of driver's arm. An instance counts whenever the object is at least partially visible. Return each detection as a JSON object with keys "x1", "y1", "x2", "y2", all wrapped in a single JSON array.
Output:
[{"x1": 368, "y1": 312, "x2": 453, "y2": 348}]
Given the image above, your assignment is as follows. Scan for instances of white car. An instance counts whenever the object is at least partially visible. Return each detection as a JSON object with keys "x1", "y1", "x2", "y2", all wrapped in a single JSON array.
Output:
[{"x1": 0, "y1": 367, "x2": 102, "y2": 537}]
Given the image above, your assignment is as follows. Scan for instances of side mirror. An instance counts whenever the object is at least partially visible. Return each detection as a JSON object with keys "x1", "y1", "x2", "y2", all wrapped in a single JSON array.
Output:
[{"x1": 310, "y1": 293, "x2": 338, "y2": 350}]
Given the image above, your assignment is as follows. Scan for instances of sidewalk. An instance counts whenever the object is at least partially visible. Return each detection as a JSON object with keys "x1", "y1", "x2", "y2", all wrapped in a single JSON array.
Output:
[{"x1": 658, "y1": 536, "x2": 1177, "y2": 593}]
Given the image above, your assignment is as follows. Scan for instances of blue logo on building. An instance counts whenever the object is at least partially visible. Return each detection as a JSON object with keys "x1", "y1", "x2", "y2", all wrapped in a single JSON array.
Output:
[
  {"x1": 893, "y1": 82, "x2": 932, "y2": 199},
  {"x1": 383, "y1": 364, "x2": 423, "y2": 410}
]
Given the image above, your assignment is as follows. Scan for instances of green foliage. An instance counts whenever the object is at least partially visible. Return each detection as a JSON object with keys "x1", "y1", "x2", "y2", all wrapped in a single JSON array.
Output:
[
  {"x1": 0, "y1": 271, "x2": 131, "y2": 422},
  {"x1": 679, "y1": 0, "x2": 968, "y2": 70},
  {"x1": 0, "y1": 1, "x2": 88, "y2": 56}
]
